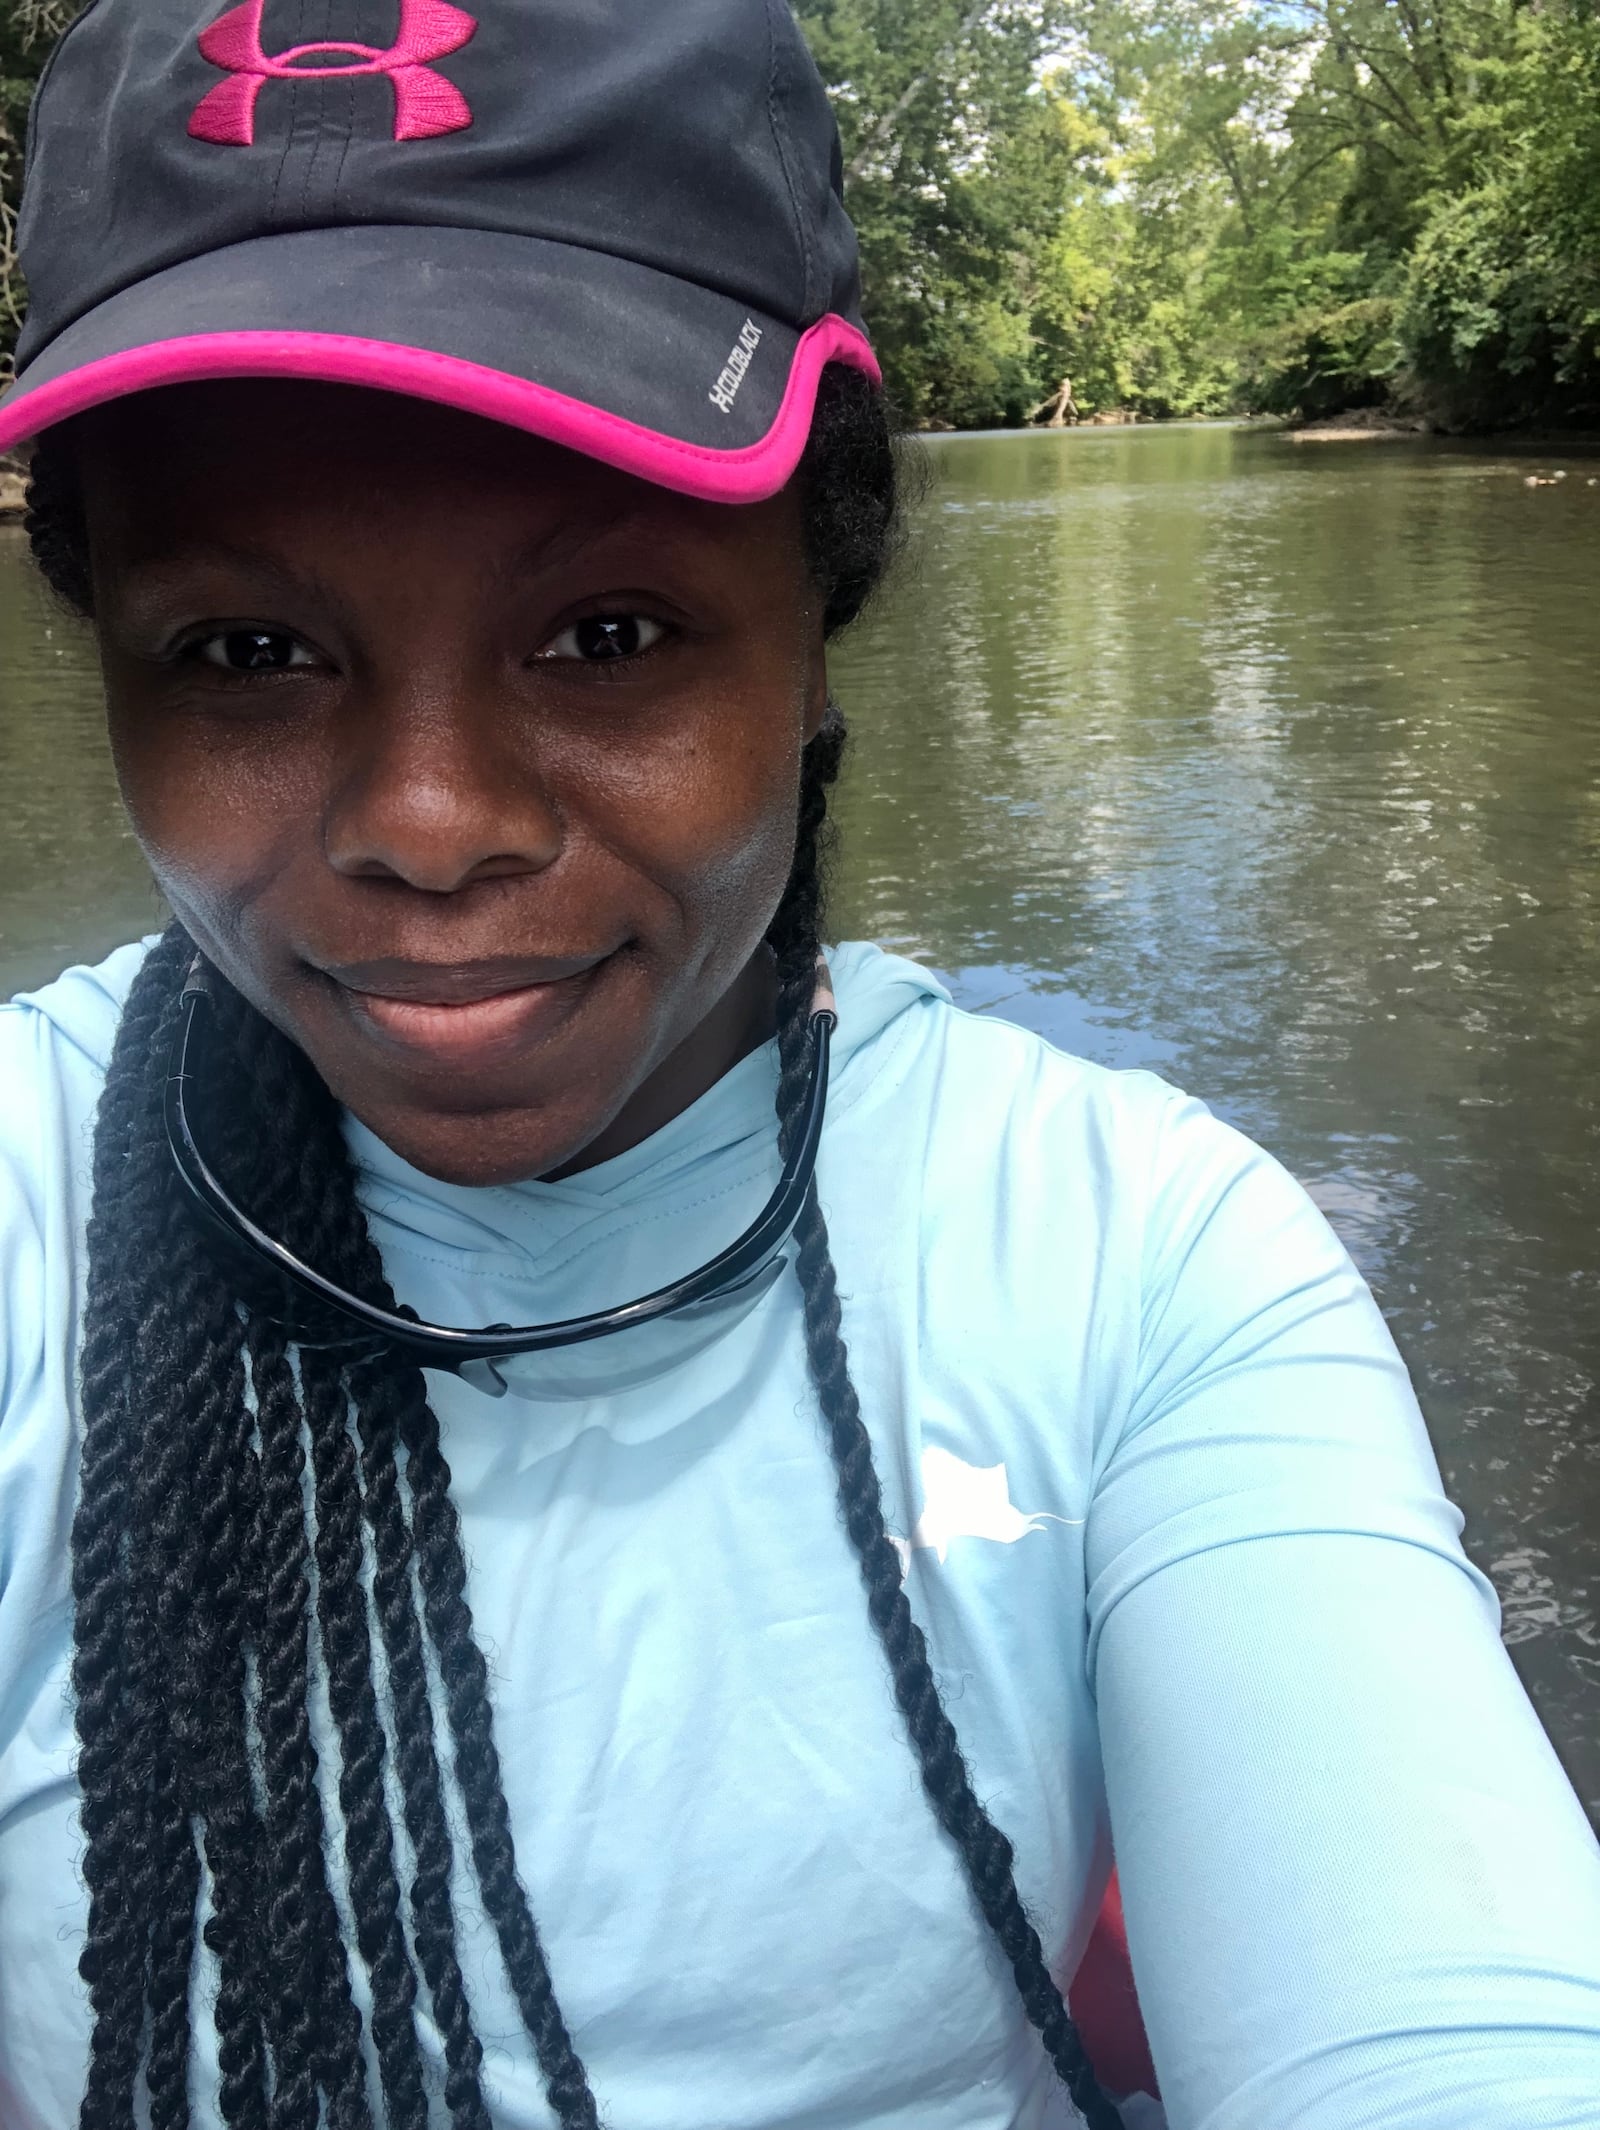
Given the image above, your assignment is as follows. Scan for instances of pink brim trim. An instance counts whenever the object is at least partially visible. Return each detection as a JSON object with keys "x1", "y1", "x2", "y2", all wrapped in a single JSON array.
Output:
[{"x1": 0, "y1": 313, "x2": 881, "y2": 503}]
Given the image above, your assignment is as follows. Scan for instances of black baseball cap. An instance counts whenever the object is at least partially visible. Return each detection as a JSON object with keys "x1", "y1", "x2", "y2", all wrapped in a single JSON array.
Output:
[{"x1": 0, "y1": 0, "x2": 879, "y2": 500}]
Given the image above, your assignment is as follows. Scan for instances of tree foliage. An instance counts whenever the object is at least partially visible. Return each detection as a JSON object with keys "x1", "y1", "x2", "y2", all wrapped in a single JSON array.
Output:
[
  {"x1": 1, "y1": 1, "x2": 77, "y2": 362},
  {"x1": 799, "y1": 0, "x2": 1600, "y2": 429}
]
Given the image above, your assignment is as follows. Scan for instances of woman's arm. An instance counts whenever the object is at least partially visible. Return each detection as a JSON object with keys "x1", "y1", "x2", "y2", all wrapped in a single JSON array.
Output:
[{"x1": 1088, "y1": 1092, "x2": 1600, "y2": 2128}]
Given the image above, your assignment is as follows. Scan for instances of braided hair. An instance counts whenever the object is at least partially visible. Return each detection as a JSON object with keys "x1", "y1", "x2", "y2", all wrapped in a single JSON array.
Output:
[{"x1": 28, "y1": 364, "x2": 1124, "y2": 2130}]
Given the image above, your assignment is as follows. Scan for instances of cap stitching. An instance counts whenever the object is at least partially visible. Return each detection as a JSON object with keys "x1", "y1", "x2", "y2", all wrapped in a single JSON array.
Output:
[
  {"x1": 329, "y1": 0, "x2": 368, "y2": 207},
  {"x1": 303, "y1": 0, "x2": 349, "y2": 218},
  {"x1": 266, "y1": 0, "x2": 310, "y2": 223},
  {"x1": 762, "y1": 0, "x2": 814, "y2": 321},
  {"x1": 297, "y1": 47, "x2": 323, "y2": 219},
  {"x1": 331, "y1": 4, "x2": 357, "y2": 210},
  {"x1": 297, "y1": 0, "x2": 329, "y2": 216},
  {"x1": 297, "y1": 0, "x2": 320, "y2": 212},
  {"x1": 310, "y1": 0, "x2": 355, "y2": 209}
]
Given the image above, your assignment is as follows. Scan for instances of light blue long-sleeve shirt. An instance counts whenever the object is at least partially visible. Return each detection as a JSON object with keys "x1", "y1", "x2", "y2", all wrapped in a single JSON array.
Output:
[{"x1": 2, "y1": 938, "x2": 1598, "y2": 2127}]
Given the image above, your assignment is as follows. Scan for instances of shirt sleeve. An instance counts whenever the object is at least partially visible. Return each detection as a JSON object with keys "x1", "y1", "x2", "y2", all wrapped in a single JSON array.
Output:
[{"x1": 1085, "y1": 1087, "x2": 1600, "y2": 2129}]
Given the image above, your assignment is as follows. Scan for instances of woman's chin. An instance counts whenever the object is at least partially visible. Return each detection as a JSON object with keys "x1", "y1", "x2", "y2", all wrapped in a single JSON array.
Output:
[
  {"x1": 285, "y1": 957, "x2": 648, "y2": 1183},
  {"x1": 340, "y1": 1090, "x2": 618, "y2": 1188}
]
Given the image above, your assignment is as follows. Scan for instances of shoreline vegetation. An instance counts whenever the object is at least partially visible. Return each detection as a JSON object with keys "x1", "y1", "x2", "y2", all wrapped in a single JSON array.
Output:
[
  {"x1": 794, "y1": 0, "x2": 1599, "y2": 442},
  {"x1": 4, "y1": 4, "x2": 1597, "y2": 446}
]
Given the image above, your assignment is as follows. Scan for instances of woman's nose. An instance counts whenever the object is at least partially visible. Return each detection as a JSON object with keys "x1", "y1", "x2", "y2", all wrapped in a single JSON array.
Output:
[{"x1": 321, "y1": 688, "x2": 564, "y2": 895}]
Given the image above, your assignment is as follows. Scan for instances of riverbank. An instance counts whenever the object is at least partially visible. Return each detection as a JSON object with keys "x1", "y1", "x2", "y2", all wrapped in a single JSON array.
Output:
[
  {"x1": 924, "y1": 409, "x2": 1408, "y2": 439},
  {"x1": 922, "y1": 407, "x2": 1600, "y2": 451},
  {"x1": 1284, "y1": 409, "x2": 1427, "y2": 442}
]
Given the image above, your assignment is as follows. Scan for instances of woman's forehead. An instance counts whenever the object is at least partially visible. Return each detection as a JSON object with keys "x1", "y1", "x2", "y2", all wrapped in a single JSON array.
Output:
[
  {"x1": 74, "y1": 378, "x2": 807, "y2": 570},
  {"x1": 78, "y1": 376, "x2": 677, "y2": 497}
]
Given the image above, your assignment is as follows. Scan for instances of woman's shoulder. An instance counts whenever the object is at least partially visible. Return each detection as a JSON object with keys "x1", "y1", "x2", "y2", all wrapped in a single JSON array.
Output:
[
  {"x1": 827, "y1": 945, "x2": 1350, "y2": 1409},
  {"x1": 2, "y1": 935, "x2": 157, "y2": 1082},
  {"x1": 0, "y1": 938, "x2": 156, "y2": 1411},
  {"x1": 0, "y1": 948, "x2": 158, "y2": 1818},
  {"x1": 2, "y1": 934, "x2": 156, "y2": 1180},
  {"x1": 829, "y1": 939, "x2": 1261, "y2": 1215},
  {"x1": 831, "y1": 944, "x2": 1389, "y2": 1426},
  {"x1": 829, "y1": 939, "x2": 1189, "y2": 1124}
]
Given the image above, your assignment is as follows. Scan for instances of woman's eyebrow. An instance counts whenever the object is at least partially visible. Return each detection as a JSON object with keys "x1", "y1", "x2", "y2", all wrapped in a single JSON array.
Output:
[
  {"x1": 492, "y1": 502, "x2": 697, "y2": 591},
  {"x1": 103, "y1": 508, "x2": 707, "y2": 628},
  {"x1": 106, "y1": 537, "x2": 350, "y2": 621}
]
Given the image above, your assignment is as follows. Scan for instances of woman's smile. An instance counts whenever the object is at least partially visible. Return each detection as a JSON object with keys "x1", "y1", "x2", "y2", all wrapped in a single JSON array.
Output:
[{"x1": 328, "y1": 950, "x2": 615, "y2": 1067}]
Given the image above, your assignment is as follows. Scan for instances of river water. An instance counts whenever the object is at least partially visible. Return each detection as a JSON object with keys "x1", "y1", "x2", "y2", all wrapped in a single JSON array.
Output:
[{"x1": 2, "y1": 420, "x2": 1598, "y2": 1817}]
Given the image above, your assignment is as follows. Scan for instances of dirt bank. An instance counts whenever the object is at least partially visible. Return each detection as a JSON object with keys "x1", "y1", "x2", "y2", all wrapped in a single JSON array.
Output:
[{"x1": 1285, "y1": 408, "x2": 1427, "y2": 441}]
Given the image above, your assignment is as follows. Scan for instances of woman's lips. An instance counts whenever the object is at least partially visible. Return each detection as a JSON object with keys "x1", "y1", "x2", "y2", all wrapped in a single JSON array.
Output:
[{"x1": 325, "y1": 953, "x2": 611, "y2": 1064}]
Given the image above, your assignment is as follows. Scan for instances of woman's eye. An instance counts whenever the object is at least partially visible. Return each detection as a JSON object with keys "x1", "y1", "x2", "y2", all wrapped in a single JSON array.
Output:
[
  {"x1": 194, "y1": 629, "x2": 318, "y2": 673},
  {"x1": 539, "y1": 614, "x2": 667, "y2": 664}
]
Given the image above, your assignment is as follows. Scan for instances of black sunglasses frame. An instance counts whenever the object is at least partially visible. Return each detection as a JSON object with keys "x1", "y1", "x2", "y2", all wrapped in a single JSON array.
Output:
[{"x1": 164, "y1": 957, "x2": 836, "y2": 1383}]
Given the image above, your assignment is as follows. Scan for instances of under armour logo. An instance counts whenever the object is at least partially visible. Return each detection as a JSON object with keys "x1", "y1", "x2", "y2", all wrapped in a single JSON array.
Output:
[{"x1": 189, "y1": 0, "x2": 478, "y2": 146}]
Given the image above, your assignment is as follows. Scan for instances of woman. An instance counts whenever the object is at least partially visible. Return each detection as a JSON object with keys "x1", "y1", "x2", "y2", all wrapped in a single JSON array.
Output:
[{"x1": 1, "y1": 2, "x2": 1598, "y2": 2126}]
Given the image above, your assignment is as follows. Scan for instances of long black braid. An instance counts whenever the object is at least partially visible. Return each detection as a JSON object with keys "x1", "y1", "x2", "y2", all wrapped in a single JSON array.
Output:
[{"x1": 28, "y1": 364, "x2": 1123, "y2": 2129}]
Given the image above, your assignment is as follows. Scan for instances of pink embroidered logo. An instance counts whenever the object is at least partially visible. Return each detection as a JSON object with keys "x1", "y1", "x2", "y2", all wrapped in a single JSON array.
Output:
[{"x1": 189, "y1": 0, "x2": 478, "y2": 146}]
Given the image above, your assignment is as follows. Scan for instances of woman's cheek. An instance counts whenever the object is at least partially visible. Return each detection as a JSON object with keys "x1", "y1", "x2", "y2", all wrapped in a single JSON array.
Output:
[
  {"x1": 617, "y1": 705, "x2": 802, "y2": 952},
  {"x1": 105, "y1": 696, "x2": 324, "y2": 953}
]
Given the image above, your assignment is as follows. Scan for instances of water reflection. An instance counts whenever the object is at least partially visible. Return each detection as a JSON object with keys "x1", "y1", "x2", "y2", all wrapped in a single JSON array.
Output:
[
  {"x1": 0, "y1": 532, "x2": 162, "y2": 990},
  {"x1": 2, "y1": 422, "x2": 1597, "y2": 1814},
  {"x1": 831, "y1": 423, "x2": 1600, "y2": 1816}
]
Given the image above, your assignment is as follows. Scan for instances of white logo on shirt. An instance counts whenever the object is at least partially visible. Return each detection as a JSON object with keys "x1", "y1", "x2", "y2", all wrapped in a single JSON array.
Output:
[{"x1": 890, "y1": 1447, "x2": 1083, "y2": 1574}]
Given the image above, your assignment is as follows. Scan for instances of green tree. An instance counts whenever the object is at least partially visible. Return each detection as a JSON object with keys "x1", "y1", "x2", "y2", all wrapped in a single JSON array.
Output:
[
  {"x1": 1400, "y1": 3, "x2": 1600, "y2": 425},
  {"x1": 1074, "y1": 0, "x2": 1599, "y2": 427},
  {"x1": 797, "y1": 1, "x2": 1091, "y2": 422},
  {"x1": 1, "y1": 1, "x2": 78, "y2": 374}
]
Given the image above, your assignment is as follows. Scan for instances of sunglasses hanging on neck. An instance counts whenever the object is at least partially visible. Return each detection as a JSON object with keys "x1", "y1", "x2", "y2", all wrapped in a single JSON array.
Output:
[{"x1": 163, "y1": 954, "x2": 836, "y2": 1400}]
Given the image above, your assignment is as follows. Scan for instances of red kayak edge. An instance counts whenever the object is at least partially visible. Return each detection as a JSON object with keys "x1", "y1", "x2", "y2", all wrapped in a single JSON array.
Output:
[{"x1": 1066, "y1": 1869, "x2": 1160, "y2": 2103}]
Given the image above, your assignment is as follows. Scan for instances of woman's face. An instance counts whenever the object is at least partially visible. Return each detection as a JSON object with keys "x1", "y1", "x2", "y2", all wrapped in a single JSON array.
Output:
[{"x1": 78, "y1": 381, "x2": 829, "y2": 1186}]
